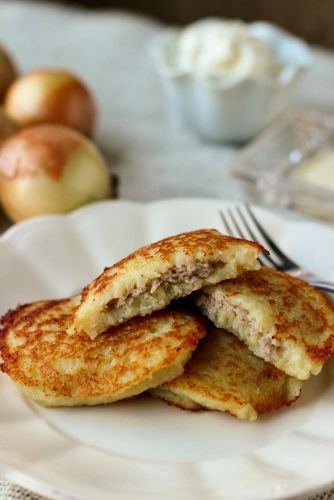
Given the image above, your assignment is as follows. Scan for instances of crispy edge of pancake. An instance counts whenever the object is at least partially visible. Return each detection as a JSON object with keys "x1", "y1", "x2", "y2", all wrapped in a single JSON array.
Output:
[
  {"x1": 196, "y1": 268, "x2": 334, "y2": 380},
  {"x1": 149, "y1": 387, "x2": 202, "y2": 411},
  {"x1": 150, "y1": 328, "x2": 303, "y2": 421},
  {"x1": 71, "y1": 229, "x2": 265, "y2": 338},
  {"x1": 0, "y1": 300, "x2": 206, "y2": 407}
]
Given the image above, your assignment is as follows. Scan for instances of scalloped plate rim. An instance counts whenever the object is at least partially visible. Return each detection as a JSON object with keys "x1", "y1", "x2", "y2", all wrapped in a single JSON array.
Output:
[{"x1": 0, "y1": 198, "x2": 334, "y2": 500}]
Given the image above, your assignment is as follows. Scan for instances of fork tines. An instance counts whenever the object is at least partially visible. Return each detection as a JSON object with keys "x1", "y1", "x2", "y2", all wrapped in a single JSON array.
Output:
[{"x1": 219, "y1": 205, "x2": 296, "y2": 272}]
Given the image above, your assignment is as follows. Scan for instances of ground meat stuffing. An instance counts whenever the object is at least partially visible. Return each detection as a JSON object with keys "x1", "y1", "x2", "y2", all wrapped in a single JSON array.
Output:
[
  {"x1": 197, "y1": 293, "x2": 278, "y2": 358},
  {"x1": 149, "y1": 261, "x2": 213, "y2": 292},
  {"x1": 113, "y1": 261, "x2": 215, "y2": 309}
]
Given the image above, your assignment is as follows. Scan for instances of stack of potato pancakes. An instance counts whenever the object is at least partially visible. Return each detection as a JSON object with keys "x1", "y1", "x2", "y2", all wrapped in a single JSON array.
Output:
[{"x1": 1, "y1": 229, "x2": 334, "y2": 421}]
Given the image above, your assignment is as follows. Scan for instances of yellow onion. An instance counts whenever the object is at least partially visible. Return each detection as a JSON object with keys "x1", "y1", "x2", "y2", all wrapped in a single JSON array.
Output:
[
  {"x1": 0, "y1": 45, "x2": 17, "y2": 101},
  {"x1": 0, "y1": 124, "x2": 111, "y2": 222},
  {"x1": 4, "y1": 69, "x2": 96, "y2": 136},
  {"x1": 0, "y1": 108, "x2": 18, "y2": 140}
]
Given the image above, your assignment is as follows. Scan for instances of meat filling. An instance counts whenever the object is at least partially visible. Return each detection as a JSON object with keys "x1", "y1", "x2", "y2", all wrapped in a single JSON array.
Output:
[
  {"x1": 197, "y1": 293, "x2": 278, "y2": 358},
  {"x1": 110, "y1": 261, "x2": 215, "y2": 310}
]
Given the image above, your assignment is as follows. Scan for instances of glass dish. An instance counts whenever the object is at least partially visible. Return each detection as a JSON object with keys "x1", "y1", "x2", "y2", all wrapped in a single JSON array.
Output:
[{"x1": 231, "y1": 109, "x2": 334, "y2": 221}]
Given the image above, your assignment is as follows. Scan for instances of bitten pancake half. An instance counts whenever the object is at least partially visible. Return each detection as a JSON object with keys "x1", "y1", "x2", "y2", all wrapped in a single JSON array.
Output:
[
  {"x1": 150, "y1": 327, "x2": 302, "y2": 421},
  {"x1": 196, "y1": 268, "x2": 334, "y2": 380},
  {"x1": 0, "y1": 298, "x2": 206, "y2": 407},
  {"x1": 71, "y1": 229, "x2": 265, "y2": 339}
]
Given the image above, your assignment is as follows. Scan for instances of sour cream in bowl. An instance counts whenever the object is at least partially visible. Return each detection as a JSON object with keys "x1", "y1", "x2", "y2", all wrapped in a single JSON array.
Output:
[{"x1": 153, "y1": 18, "x2": 311, "y2": 142}]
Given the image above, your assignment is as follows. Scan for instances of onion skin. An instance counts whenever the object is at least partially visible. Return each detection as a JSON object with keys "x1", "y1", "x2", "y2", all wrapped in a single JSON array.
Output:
[
  {"x1": 0, "y1": 46, "x2": 17, "y2": 101},
  {"x1": 0, "y1": 125, "x2": 111, "y2": 222},
  {"x1": 4, "y1": 69, "x2": 96, "y2": 136},
  {"x1": 0, "y1": 108, "x2": 18, "y2": 140}
]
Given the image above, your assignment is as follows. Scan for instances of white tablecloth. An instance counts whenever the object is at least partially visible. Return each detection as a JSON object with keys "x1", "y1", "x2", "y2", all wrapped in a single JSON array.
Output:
[{"x1": 0, "y1": 1, "x2": 334, "y2": 498}]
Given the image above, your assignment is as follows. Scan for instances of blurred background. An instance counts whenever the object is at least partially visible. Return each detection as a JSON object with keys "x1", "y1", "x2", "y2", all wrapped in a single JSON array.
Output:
[
  {"x1": 40, "y1": 0, "x2": 334, "y2": 47},
  {"x1": 1, "y1": 0, "x2": 334, "y2": 226}
]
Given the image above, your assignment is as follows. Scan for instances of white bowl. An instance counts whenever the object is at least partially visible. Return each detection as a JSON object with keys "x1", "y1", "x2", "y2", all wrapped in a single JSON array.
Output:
[{"x1": 153, "y1": 21, "x2": 311, "y2": 143}]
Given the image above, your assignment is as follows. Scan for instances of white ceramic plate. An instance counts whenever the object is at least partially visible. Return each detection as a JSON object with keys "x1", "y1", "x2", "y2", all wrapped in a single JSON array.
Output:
[{"x1": 0, "y1": 199, "x2": 334, "y2": 500}]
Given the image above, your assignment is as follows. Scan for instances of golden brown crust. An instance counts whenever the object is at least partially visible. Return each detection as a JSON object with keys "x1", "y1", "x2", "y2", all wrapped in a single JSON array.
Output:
[
  {"x1": 0, "y1": 299, "x2": 206, "y2": 406},
  {"x1": 215, "y1": 268, "x2": 334, "y2": 365},
  {"x1": 71, "y1": 229, "x2": 266, "y2": 338},
  {"x1": 156, "y1": 328, "x2": 302, "y2": 420},
  {"x1": 155, "y1": 397, "x2": 203, "y2": 412},
  {"x1": 82, "y1": 229, "x2": 265, "y2": 299}
]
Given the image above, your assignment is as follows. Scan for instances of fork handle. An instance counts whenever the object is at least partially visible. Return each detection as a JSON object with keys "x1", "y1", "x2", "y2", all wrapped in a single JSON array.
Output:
[
  {"x1": 308, "y1": 280, "x2": 334, "y2": 294},
  {"x1": 288, "y1": 269, "x2": 334, "y2": 294}
]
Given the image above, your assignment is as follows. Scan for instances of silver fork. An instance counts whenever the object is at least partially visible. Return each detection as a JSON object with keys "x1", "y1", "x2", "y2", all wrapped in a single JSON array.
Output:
[{"x1": 220, "y1": 204, "x2": 334, "y2": 294}]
